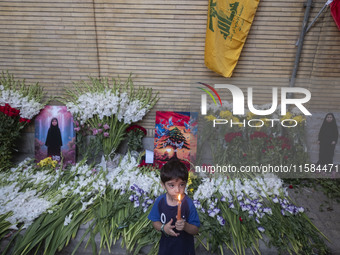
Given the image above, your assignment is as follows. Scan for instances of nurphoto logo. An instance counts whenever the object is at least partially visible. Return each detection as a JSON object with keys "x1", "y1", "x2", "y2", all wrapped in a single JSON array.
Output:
[{"x1": 198, "y1": 83, "x2": 312, "y2": 128}]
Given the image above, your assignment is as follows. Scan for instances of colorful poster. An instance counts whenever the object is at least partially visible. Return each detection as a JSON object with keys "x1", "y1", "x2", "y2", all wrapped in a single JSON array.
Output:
[
  {"x1": 153, "y1": 111, "x2": 198, "y2": 169},
  {"x1": 35, "y1": 105, "x2": 76, "y2": 164}
]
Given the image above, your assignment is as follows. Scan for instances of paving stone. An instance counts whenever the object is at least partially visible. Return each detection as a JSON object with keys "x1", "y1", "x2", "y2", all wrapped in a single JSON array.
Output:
[{"x1": 289, "y1": 188, "x2": 340, "y2": 254}]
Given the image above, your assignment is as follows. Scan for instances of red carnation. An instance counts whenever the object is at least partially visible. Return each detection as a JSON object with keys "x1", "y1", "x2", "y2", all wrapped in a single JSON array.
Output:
[
  {"x1": 1, "y1": 104, "x2": 21, "y2": 118},
  {"x1": 19, "y1": 117, "x2": 30, "y2": 123},
  {"x1": 224, "y1": 132, "x2": 242, "y2": 143},
  {"x1": 277, "y1": 136, "x2": 289, "y2": 143},
  {"x1": 281, "y1": 143, "x2": 291, "y2": 150},
  {"x1": 138, "y1": 159, "x2": 148, "y2": 168},
  {"x1": 126, "y1": 124, "x2": 147, "y2": 136},
  {"x1": 250, "y1": 131, "x2": 268, "y2": 140}
]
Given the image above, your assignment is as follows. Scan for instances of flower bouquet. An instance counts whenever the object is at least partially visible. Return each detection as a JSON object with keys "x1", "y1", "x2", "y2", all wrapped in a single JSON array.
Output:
[
  {"x1": 0, "y1": 154, "x2": 330, "y2": 255},
  {"x1": 196, "y1": 101, "x2": 309, "y2": 175},
  {"x1": 0, "y1": 72, "x2": 45, "y2": 170},
  {"x1": 126, "y1": 124, "x2": 147, "y2": 152},
  {"x1": 193, "y1": 174, "x2": 328, "y2": 254},
  {"x1": 64, "y1": 75, "x2": 158, "y2": 160}
]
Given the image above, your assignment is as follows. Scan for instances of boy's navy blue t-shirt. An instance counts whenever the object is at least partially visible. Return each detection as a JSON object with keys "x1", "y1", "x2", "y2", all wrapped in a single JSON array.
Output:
[{"x1": 148, "y1": 193, "x2": 200, "y2": 255}]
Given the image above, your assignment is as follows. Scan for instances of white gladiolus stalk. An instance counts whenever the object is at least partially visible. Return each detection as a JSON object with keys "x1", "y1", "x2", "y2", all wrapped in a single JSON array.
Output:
[
  {"x1": 0, "y1": 72, "x2": 45, "y2": 122},
  {"x1": 64, "y1": 76, "x2": 158, "y2": 159},
  {"x1": 0, "y1": 72, "x2": 46, "y2": 171}
]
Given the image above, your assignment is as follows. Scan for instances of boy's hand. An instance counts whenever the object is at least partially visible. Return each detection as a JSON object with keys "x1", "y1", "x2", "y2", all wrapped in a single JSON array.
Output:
[
  {"x1": 164, "y1": 218, "x2": 179, "y2": 237},
  {"x1": 175, "y1": 219, "x2": 185, "y2": 231}
]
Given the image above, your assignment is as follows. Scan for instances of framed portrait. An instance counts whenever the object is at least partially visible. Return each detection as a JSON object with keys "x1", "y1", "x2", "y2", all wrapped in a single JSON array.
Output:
[{"x1": 35, "y1": 105, "x2": 76, "y2": 164}]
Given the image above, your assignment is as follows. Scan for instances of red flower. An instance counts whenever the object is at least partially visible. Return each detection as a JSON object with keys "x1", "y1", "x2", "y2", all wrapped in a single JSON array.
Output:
[
  {"x1": 239, "y1": 217, "x2": 243, "y2": 222},
  {"x1": 250, "y1": 131, "x2": 268, "y2": 140},
  {"x1": 276, "y1": 136, "x2": 291, "y2": 150},
  {"x1": 281, "y1": 143, "x2": 291, "y2": 150},
  {"x1": 224, "y1": 132, "x2": 242, "y2": 143},
  {"x1": 126, "y1": 124, "x2": 147, "y2": 136},
  {"x1": 19, "y1": 117, "x2": 30, "y2": 123},
  {"x1": 277, "y1": 136, "x2": 289, "y2": 143},
  {"x1": 10, "y1": 107, "x2": 19, "y2": 117},
  {"x1": 1, "y1": 104, "x2": 21, "y2": 119},
  {"x1": 243, "y1": 153, "x2": 247, "y2": 157},
  {"x1": 138, "y1": 159, "x2": 148, "y2": 167},
  {"x1": 288, "y1": 185, "x2": 293, "y2": 189}
]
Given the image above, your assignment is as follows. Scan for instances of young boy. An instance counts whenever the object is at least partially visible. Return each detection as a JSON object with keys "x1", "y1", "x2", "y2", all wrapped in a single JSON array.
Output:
[{"x1": 148, "y1": 159, "x2": 200, "y2": 255}]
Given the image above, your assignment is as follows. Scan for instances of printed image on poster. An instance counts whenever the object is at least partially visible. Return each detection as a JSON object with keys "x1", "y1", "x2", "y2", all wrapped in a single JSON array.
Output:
[
  {"x1": 35, "y1": 105, "x2": 76, "y2": 164},
  {"x1": 153, "y1": 111, "x2": 198, "y2": 169}
]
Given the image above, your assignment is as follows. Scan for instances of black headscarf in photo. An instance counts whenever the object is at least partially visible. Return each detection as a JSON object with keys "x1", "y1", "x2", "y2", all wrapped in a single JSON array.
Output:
[
  {"x1": 318, "y1": 113, "x2": 339, "y2": 164},
  {"x1": 45, "y1": 117, "x2": 63, "y2": 156}
]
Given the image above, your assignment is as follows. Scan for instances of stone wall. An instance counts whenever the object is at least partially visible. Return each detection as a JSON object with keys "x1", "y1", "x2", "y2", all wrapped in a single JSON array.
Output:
[{"x1": 1, "y1": 0, "x2": 340, "y2": 131}]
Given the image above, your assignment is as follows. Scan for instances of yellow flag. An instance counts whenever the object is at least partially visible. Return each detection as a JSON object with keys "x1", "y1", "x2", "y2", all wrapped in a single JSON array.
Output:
[{"x1": 205, "y1": 0, "x2": 260, "y2": 77}]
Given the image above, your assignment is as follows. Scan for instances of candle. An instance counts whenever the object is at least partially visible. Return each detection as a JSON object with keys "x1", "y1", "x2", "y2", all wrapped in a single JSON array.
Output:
[{"x1": 177, "y1": 194, "x2": 182, "y2": 220}]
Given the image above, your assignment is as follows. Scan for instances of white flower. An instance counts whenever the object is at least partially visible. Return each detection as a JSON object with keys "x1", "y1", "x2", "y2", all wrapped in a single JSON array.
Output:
[
  {"x1": 257, "y1": 226, "x2": 265, "y2": 232},
  {"x1": 64, "y1": 212, "x2": 73, "y2": 226},
  {"x1": 65, "y1": 90, "x2": 151, "y2": 125},
  {"x1": 0, "y1": 184, "x2": 53, "y2": 229},
  {"x1": 298, "y1": 207, "x2": 304, "y2": 213},
  {"x1": 263, "y1": 208, "x2": 272, "y2": 215},
  {"x1": 0, "y1": 89, "x2": 43, "y2": 119}
]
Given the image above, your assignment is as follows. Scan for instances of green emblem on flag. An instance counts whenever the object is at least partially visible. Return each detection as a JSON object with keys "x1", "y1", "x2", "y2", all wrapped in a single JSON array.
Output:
[{"x1": 208, "y1": 0, "x2": 240, "y2": 40}]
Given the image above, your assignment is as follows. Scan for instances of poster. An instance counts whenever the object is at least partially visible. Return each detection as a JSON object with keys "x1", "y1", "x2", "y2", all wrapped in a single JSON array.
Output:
[
  {"x1": 35, "y1": 105, "x2": 76, "y2": 164},
  {"x1": 153, "y1": 111, "x2": 198, "y2": 169}
]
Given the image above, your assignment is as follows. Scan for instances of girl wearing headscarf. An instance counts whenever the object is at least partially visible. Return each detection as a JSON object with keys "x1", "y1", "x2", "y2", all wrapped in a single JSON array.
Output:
[
  {"x1": 45, "y1": 117, "x2": 63, "y2": 158},
  {"x1": 317, "y1": 113, "x2": 338, "y2": 165}
]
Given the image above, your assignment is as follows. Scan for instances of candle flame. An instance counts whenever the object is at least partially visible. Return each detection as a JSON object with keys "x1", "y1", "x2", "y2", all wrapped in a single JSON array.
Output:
[{"x1": 178, "y1": 194, "x2": 181, "y2": 201}]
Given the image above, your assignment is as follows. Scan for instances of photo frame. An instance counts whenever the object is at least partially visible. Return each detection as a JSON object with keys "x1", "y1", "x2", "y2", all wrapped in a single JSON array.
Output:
[{"x1": 35, "y1": 105, "x2": 76, "y2": 164}]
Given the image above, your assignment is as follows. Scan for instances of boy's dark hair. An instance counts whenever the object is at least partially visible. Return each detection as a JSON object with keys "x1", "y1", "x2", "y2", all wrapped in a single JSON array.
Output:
[{"x1": 160, "y1": 158, "x2": 188, "y2": 183}]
